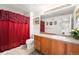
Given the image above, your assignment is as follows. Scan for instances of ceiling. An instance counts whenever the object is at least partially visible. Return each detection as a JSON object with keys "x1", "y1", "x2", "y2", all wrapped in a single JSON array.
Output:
[
  {"x1": 11, "y1": 4, "x2": 65, "y2": 12},
  {"x1": 0, "y1": 4, "x2": 75, "y2": 16},
  {"x1": 0, "y1": 4, "x2": 73, "y2": 13}
]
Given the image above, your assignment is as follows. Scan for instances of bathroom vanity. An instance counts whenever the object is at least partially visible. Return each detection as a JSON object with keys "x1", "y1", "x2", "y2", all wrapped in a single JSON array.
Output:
[
  {"x1": 34, "y1": 33, "x2": 79, "y2": 55},
  {"x1": 34, "y1": 5, "x2": 79, "y2": 55}
]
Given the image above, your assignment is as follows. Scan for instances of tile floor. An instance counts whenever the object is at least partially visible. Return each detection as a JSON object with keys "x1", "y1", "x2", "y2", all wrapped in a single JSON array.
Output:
[{"x1": 0, "y1": 45, "x2": 40, "y2": 55}]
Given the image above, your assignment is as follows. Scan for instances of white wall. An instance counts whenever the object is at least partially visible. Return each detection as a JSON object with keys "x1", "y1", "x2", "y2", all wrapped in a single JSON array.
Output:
[
  {"x1": 30, "y1": 12, "x2": 34, "y2": 38},
  {"x1": 33, "y1": 12, "x2": 41, "y2": 34},
  {"x1": 34, "y1": 23, "x2": 40, "y2": 34},
  {"x1": 29, "y1": 11, "x2": 41, "y2": 35}
]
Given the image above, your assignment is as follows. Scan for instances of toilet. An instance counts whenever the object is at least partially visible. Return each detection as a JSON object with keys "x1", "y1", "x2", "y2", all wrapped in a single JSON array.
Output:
[{"x1": 26, "y1": 35, "x2": 34, "y2": 49}]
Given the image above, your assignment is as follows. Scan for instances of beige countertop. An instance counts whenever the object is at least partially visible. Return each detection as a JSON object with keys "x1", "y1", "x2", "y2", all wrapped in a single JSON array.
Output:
[{"x1": 35, "y1": 33, "x2": 79, "y2": 44}]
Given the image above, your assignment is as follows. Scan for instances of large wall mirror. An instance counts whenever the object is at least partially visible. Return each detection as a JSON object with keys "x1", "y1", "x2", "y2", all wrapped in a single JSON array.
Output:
[
  {"x1": 75, "y1": 9, "x2": 79, "y2": 28},
  {"x1": 44, "y1": 14, "x2": 73, "y2": 36}
]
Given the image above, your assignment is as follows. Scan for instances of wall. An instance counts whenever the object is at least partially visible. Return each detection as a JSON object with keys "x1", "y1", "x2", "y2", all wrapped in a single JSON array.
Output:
[
  {"x1": 30, "y1": 12, "x2": 34, "y2": 38},
  {"x1": 33, "y1": 12, "x2": 41, "y2": 34},
  {"x1": 30, "y1": 11, "x2": 41, "y2": 37}
]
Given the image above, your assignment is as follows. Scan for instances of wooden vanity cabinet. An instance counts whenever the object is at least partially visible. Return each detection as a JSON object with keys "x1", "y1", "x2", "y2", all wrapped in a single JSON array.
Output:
[
  {"x1": 34, "y1": 35, "x2": 79, "y2": 55},
  {"x1": 34, "y1": 35, "x2": 41, "y2": 52},
  {"x1": 40, "y1": 37, "x2": 50, "y2": 54},
  {"x1": 34, "y1": 35, "x2": 51, "y2": 54},
  {"x1": 49, "y1": 39, "x2": 66, "y2": 55},
  {"x1": 34, "y1": 35, "x2": 66, "y2": 55},
  {"x1": 67, "y1": 43, "x2": 79, "y2": 55}
]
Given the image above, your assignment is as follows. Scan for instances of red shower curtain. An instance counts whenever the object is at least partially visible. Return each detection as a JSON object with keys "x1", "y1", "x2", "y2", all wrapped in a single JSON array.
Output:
[
  {"x1": 0, "y1": 21, "x2": 9, "y2": 51},
  {"x1": 0, "y1": 10, "x2": 30, "y2": 52},
  {"x1": 40, "y1": 20, "x2": 45, "y2": 32}
]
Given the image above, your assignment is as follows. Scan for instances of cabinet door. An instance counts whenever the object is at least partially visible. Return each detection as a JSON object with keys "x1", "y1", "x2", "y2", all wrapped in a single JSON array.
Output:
[
  {"x1": 34, "y1": 35, "x2": 40, "y2": 51},
  {"x1": 40, "y1": 37, "x2": 49, "y2": 54},
  {"x1": 67, "y1": 43, "x2": 79, "y2": 55},
  {"x1": 49, "y1": 39, "x2": 66, "y2": 55}
]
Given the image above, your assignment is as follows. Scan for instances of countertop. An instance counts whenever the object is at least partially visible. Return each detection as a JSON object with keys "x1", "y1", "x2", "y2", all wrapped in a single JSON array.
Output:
[{"x1": 34, "y1": 33, "x2": 79, "y2": 44}]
